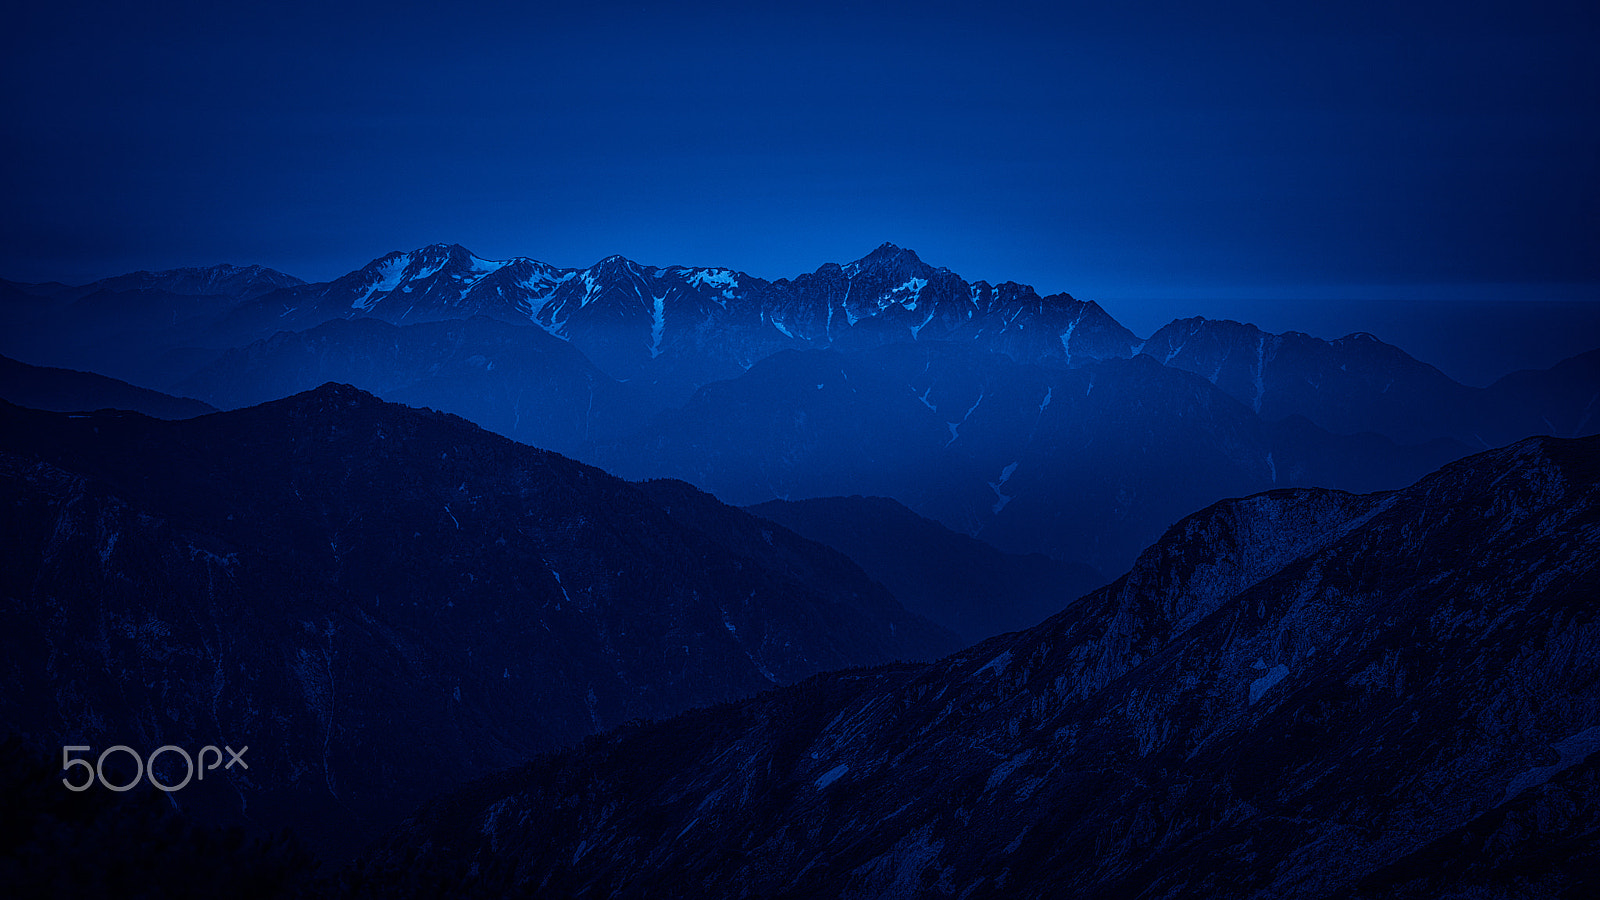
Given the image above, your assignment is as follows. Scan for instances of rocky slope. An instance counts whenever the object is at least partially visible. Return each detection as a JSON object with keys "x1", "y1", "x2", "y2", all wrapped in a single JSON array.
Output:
[{"x1": 353, "y1": 434, "x2": 1600, "y2": 899}]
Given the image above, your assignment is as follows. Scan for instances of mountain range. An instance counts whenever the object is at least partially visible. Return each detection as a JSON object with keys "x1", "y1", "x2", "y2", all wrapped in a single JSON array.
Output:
[
  {"x1": 6, "y1": 243, "x2": 1592, "y2": 456},
  {"x1": 8, "y1": 242, "x2": 1592, "y2": 575},
  {"x1": 2, "y1": 243, "x2": 1597, "y2": 895}
]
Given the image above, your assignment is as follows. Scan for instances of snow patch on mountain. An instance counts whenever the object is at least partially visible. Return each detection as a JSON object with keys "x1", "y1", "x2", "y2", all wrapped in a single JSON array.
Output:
[
  {"x1": 989, "y1": 462, "x2": 1019, "y2": 514},
  {"x1": 815, "y1": 764, "x2": 849, "y2": 789},
  {"x1": 412, "y1": 258, "x2": 447, "y2": 281},
  {"x1": 521, "y1": 269, "x2": 573, "y2": 295},
  {"x1": 945, "y1": 391, "x2": 984, "y2": 447},
  {"x1": 353, "y1": 256, "x2": 407, "y2": 310},
  {"x1": 469, "y1": 256, "x2": 503, "y2": 276},
  {"x1": 577, "y1": 271, "x2": 603, "y2": 308},
  {"x1": 1249, "y1": 662, "x2": 1291, "y2": 705},
  {"x1": 550, "y1": 567, "x2": 573, "y2": 608},
  {"x1": 1060, "y1": 307, "x2": 1089, "y2": 365},
  {"x1": 986, "y1": 749, "x2": 1033, "y2": 793},
  {"x1": 976, "y1": 650, "x2": 1012, "y2": 676},
  {"x1": 894, "y1": 277, "x2": 928, "y2": 311},
  {"x1": 650, "y1": 289, "x2": 666, "y2": 359},
  {"x1": 1502, "y1": 725, "x2": 1600, "y2": 804},
  {"x1": 686, "y1": 268, "x2": 738, "y2": 291}
]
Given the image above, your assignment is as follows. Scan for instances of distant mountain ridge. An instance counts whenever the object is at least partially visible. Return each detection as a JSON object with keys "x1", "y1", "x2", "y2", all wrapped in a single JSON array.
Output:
[
  {"x1": 1139, "y1": 316, "x2": 1600, "y2": 447},
  {"x1": 0, "y1": 263, "x2": 309, "y2": 389},
  {"x1": 86, "y1": 262, "x2": 306, "y2": 300},
  {"x1": 0, "y1": 353, "x2": 215, "y2": 419},
  {"x1": 172, "y1": 315, "x2": 650, "y2": 458},
  {"x1": 3, "y1": 262, "x2": 304, "y2": 302}
]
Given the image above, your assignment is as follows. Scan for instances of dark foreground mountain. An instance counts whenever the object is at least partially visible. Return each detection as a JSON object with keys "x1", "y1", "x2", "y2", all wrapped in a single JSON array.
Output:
[
  {"x1": 0, "y1": 386, "x2": 955, "y2": 857},
  {"x1": 353, "y1": 434, "x2": 1600, "y2": 899},
  {"x1": 0, "y1": 353, "x2": 216, "y2": 419},
  {"x1": 747, "y1": 495, "x2": 1102, "y2": 643}
]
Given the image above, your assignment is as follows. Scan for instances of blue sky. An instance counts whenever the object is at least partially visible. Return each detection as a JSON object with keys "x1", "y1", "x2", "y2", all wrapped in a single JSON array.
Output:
[{"x1": 3, "y1": 0, "x2": 1596, "y2": 371}]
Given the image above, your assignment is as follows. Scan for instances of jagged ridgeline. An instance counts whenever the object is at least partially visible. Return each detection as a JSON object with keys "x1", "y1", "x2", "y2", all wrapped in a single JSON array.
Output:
[
  {"x1": 350, "y1": 435, "x2": 1600, "y2": 900},
  {"x1": 0, "y1": 387, "x2": 957, "y2": 858}
]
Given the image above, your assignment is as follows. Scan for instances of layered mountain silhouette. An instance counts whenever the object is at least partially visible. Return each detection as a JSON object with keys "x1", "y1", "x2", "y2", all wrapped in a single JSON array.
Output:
[
  {"x1": 0, "y1": 353, "x2": 216, "y2": 419},
  {"x1": 1, "y1": 263, "x2": 303, "y2": 305},
  {"x1": 3, "y1": 245, "x2": 1594, "y2": 618},
  {"x1": 5, "y1": 247, "x2": 1592, "y2": 460},
  {"x1": 5, "y1": 243, "x2": 1593, "y2": 582},
  {"x1": 0, "y1": 265, "x2": 305, "y2": 388},
  {"x1": 0, "y1": 386, "x2": 955, "y2": 856},
  {"x1": 352, "y1": 434, "x2": 1600, "y2": 899},
  {"x1": 174, "y1": 316, "x2": 649, "y2": 458},
  {"x1": 593, "y1": 342, "x2": 1470, "y2": 572},
  {"x1": 746, "y1": 495, "x2": 1103, "y2": 643},
  {"x1": 1143, "y1": 316, "x2": 1600, "y2": 447}
]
